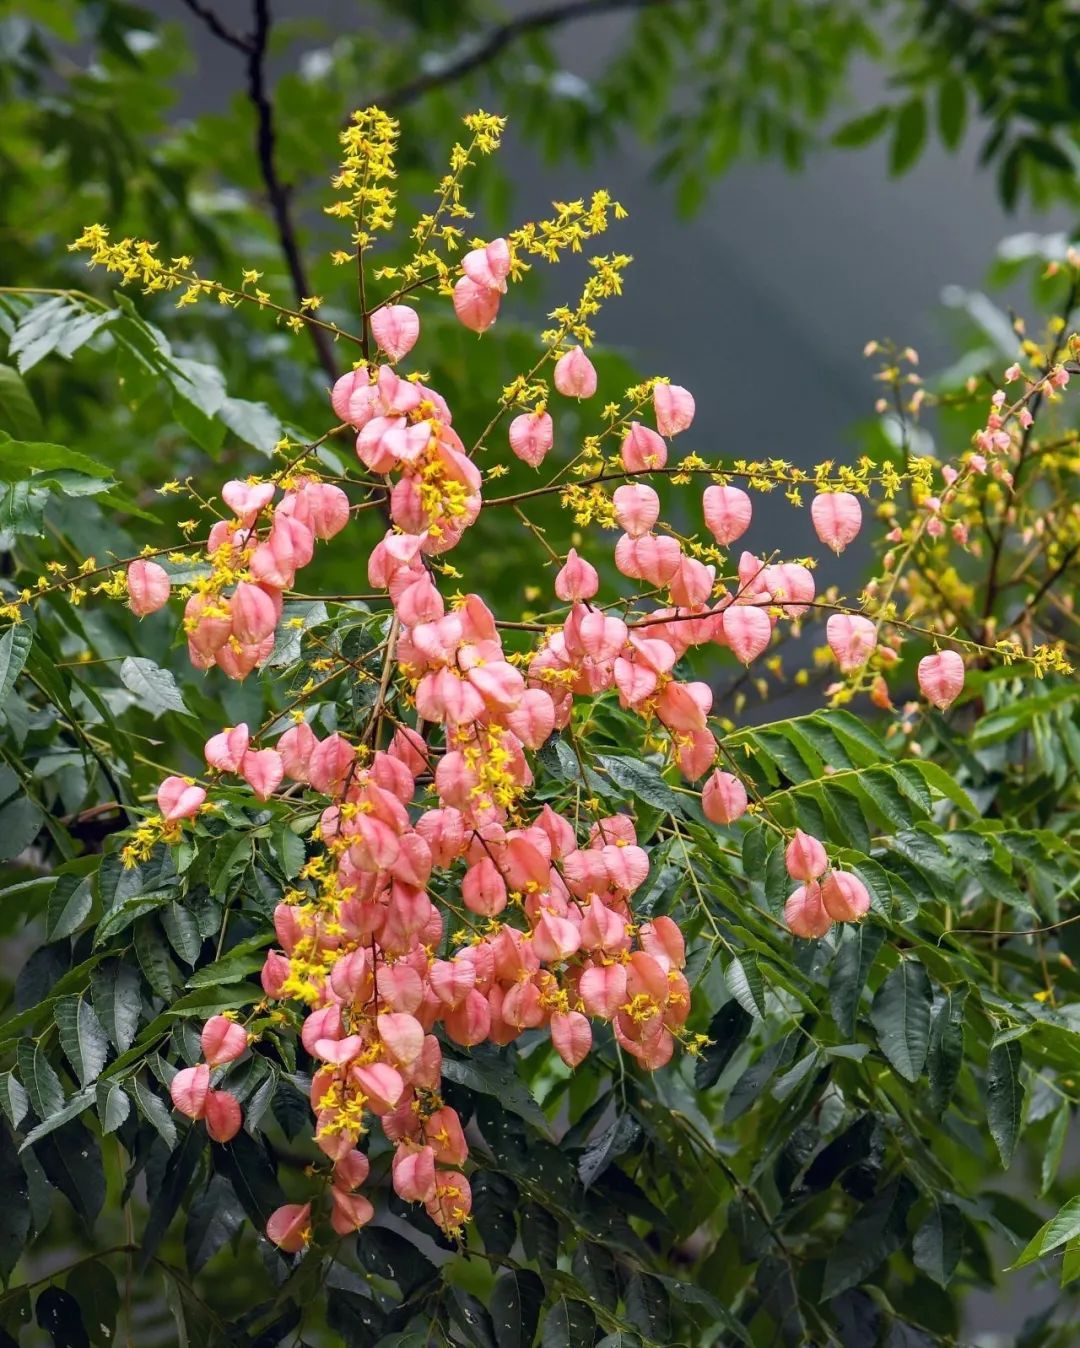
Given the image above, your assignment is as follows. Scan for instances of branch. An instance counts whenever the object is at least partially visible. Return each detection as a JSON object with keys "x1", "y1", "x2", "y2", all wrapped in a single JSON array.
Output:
[
  {"x1": 247, "y1": 0, "x2": 337, "y2": 380},
  {"x1": 177, "y1": 0, "x2": 252, "y2": 54},
  {"x1": 377, "y1": 0, "x2": 674, "y2": 110}
]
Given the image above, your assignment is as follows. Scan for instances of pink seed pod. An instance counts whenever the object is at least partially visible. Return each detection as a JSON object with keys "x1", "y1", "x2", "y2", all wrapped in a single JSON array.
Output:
[
  {"x1": 811, "y1": 491, "x2": 862, "y2": 553},
  {"x1": 579, "y1": 963, "x2": 628, "y2": 1019},
  {"x1": 820, "y1": 871, "x2": 871, "y2": 922},
  {"x1": 240, "y1": 748, "x2": 285, "y2": 801},
  {"x1": 201, "y1": 1015, "x2": 248, "y2": 1067},
  {"x1": 721, "y1": 605, "x2": 771, "y2": 664},
  {"x1": 221, "y1": 480, "x2": 275, "y2": 523},
  {"x1": 553, "y1": 346, "x2": 597, "y2": 399},
  {"x1": 370, "y1": 304, "x2": 420, "y2": 362},
  {"x1": 157, "y1": 776, "x2": 206, "y2": 823},
  {"x1": 826, "y1": 614, "x2": 877, "y2": 672},
  {"x1": 702, "y1": 485, "x2": 752, "y2": 546},
  {"x1": 918, "y1": 650, "x2": 965, "y2": 710},
  {"x1": 231, "y1": 582, "x2": 278, "y2": 645},
  {"x1": 204, "y1": 723, "x2": 250, "y2": 774},
  {"x1": 126, "y1": 560, "x2": 170, "y2": 616},
  {"x1": 508, "y1": 410, "x2": 553, "y2": 467},
  {"x1": 170, "y1": 1064, "x2": 210, "y2": 1119},
  {"x1": 785, "y1": 829, "x2": 827, "y2": 881},
  {"x1": 551, "y1": 1010, "x2": 592, "y2": 1068},
  {"x1": 621, "y1": 422, "x2": 668, "y2": 472},
  {"x1": 266, "y1": 1203, "x2": 312, "y2": 1253},
  {"x1": 462, "y1": 237, "x2": 510, "y2": 292},
  {"x1": 393, "y1": 1143, "x2": 437, "y2": 1202},
  {"x1": 204, "y1": 1090, "x2": 242, "y2": 1143},
  {"x1": 453, "y1": 276, "x2": 500, "y2": 332},
  {"x1": 701, "y1": 770, "x2": 748, "y2": 825},
  {"x1": 555, "y1": 548, "x2": 599, "y2": 602},
  {"x1": 653, "y1": 382, "x2": 695, "y2": 436},
  {"x1": 784, "y1": 883, "x2": 833, "y2": 939},
  {"x1": 330, "y1": 1189, "x2": 375, "y2": 1237},
  {"x1": 613, "y1": 483, "x2": 660, "y2": 537}
]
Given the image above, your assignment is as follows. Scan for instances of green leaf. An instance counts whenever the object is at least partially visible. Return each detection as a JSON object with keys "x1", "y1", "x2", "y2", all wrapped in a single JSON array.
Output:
[
  {"x1": 0, "y1": 1120, "x2": 29, "y2": 1286},
  {"x1": 91, "y1": 961, "x2": 142, "y2": 1052},
  {"x1": 161, "y1": 904, "x2": 202, "y2": 967},
  {"x1": 0, "y1": 1073, "x2": 28, "y2": 1130},
  {"x1": 1041, "y1": 1103, "x2": 1069, "y2": 1196},
  {"x1": 442, "y1": 1047, "x2": 549, "y2": 1135},
  {"x1": 595, "y1": 754, "x2": 685, "y2": 816},
  {"x1": 937, "y1": 74, "x2": 967, "y2": 150},
  {"x1": 142, "y1": 1127, "x2": 203, "y2": 1270},
  {"x1": 34, "y1": 1286, "x2": 88, "y2": 1348},
  {"x1": 913, "y1": 1202, "x2": 964, "y2": 1288},
  {"x1": 0, "y1": 433, "x2": 111, "y2": 483},
  {"x1": 822, "y1": 1176, "x2": 917, "y2": 1298},
  {"x1": 471, "y1": 1171, "x2": 517, "y2": 1256},
  {"x1": 624, "y1": 1272, "x2": 671, "y2": 1342},
  {"x1": 571, "y1": 1241, "x2": 618, "y2": 1311},
  {"x1": 520, "y1": 1201, "x2": 559, "y2": 1270},
  {"x1": 218, "y1": 397, "x2": 283, "y2": 454},
  {"x1": 17, "y1": 1040, "x2": 63, "y2": 1121},
  {"x1": 890, "y1": 97, "x2": 927, "y2": 176},
  {"x1": 134, "y1": 918, "x2": 176, "y2": 999},
  {"x1": 579, "y1": 1113, "x2": 641, "y2": 1189},
  {"x1": 830, "y1": 922, "x2": 885, "y2": 1038},
  {"x1": 0, "y1": 367, "x2": 44, "y2": 440},
  {"x1": 130, "y1": 1077, "x2": 177, "y2": 1150},
  {"x1": 95, "y1": 1082, "x2": 130, "y2": 1135},
  {"x1": 832, "y1": 106, "x2": 891, "y2": 148},
  {"x1": 55, "y1": 997, "x2": 109, "y2": 1087},
  {"x1": 356, "y1": 1225, "x2": 437, "y2": 1299},
  {"x1": 118, "y1": 657, "x2": 189, "y2": 717},
  {"x1": 986, "y1": 1039, "x2": 1024, "y2": 1168},
  {"x1": 1012, "y1": 1195, "x2": 1080, "y2": 1270},
  {"x1": 45, "y1": 876, "x2": 93, "y2": 942},
  {"x1": 541, "y1": 1296, "x2": 596, "y2": 1348},
  {"x1": 928, "y1": 987, "x2": 967, "y2": 1114},
  {"x1": 869, "y1": 960, "x2": 932, "y2": 1082},
  {"x1": 19, "y1": 1088, "x2": 95, "y2": 1150},
  {"x1": 489, "y1": 1268, "x2": 544, "y2": 1348},
  {"x1": 184, "y1": 1175, "x2": 246, "y2": 1274},
  {"x1": 725, "y1": 953, "x2": 766, "y2": 1019},
  {"x1": 695, "y1": 1000, "x2": 753, "y2": 1089},
  {"x1": 94, "y1": 891, "x2": 174, "y2": 946},
  {"x1": 64, "y1": 1262, "x2": 119, "y2": 1348},
  {"x1": 33, "y1": 1121, "x2": 105, "y2": 1227},
  {"x1": 0, "y1": 796, "x2": 43, "y2": 865},
  {"x1": 0, "y1": 625, "x2": 31, "y2": 709}
]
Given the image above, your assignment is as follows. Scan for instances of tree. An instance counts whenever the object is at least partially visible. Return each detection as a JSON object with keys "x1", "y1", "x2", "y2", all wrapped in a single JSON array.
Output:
[{"x1": 1, "y1": 4, "x2": 1079, "y2": 1346}]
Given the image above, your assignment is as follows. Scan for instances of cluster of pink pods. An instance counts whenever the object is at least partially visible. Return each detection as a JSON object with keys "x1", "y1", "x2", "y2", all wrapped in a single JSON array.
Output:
[{"x1": 137, "y1": 243, "x2": 972, "y2": 1251}]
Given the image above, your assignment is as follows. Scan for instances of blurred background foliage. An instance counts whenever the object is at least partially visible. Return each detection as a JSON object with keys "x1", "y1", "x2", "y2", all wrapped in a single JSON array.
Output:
[{"x1": 1, "y1": 2, "x2": 1080, "y2": 1346}]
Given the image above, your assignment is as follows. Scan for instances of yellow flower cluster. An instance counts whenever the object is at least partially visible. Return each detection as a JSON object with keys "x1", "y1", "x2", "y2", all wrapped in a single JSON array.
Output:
[{"x1": 326, "y1": 106, "x2": 401, "y2": 254}]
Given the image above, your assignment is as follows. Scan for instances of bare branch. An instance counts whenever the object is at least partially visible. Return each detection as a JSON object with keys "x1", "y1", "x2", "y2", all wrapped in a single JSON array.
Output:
[
  {"x1": 177, "y1": 0, "x2": 253, "y2": 54},
  {"x1": 377, "y1": 0, "x2": 674, "y2": 110}
]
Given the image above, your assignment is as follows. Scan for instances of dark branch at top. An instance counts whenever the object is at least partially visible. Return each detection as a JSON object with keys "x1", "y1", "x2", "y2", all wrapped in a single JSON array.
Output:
[{"x1": 378, "y1": 0, "x2": 674, "y2": 110}]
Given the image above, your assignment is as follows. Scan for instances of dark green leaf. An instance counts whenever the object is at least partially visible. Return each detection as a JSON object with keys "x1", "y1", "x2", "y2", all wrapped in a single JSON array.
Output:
[
  {"x1": 579, "y1": 1113, "x2": 641, "y2": 1189},
  {"x1": 986, "y1": 1039, "x2": 1024, "y2": 1168},
  {"x1": 927, "y1": 988, "x2": 967, "y2": 1115},
  {"x1": 91, "y1": 961, "x2": 141, "y2": 1052},
  {"x1": 913, "y1": 1202, "x2": 965, "y2": 1287},
  {"x1": 870, "y1": 961, "x2": 932, "y2": 1082},
  {"x1": 442, "y1": 1047, "x2": 549, "y2": 1135},
  {"x1": 0, "y1": 1120, "x2": 29, "y2": 1286},
  {"x1": 17, "y1": 1040, "x2": 63, "y2": 1121},
  {"x1": 695, "y1": 1000, "x2": 752, "y2": 1089},
  {"x1": 34, "y1": 1287, "x2": 88, "y2": 1348},
  {"x1": 937, "y1": 73, "x2": 967, "y2": 150},
  {"x1": 822, "y1": 1177, "x2": 917, "y2": 1298},
  {"x1": 45, "y1": 877, "x2": 93, "y2": 943},
  {"x1": 832, "y1": 107, "x2": 891, "y2": 148},
  {"x1": 33, "y1": 1122, "x2": 105, "y2": 1227},
  {"x1": 356, "y1": 1224, "x2": 437, "y2": 1299},
  {"x1": 624, "y1": 1271, "x2": 671, "y2": 1341},
  {"x1": 490, "y1": 1268, "x2": 544, "y2": 1348},
  {"x1": 185, "y1": 1175, "x2": 245, "y2": 1273},
  {"x1": 541, "y1": 1296, "x2": 596, "y2": 1348},
  {"x1": 471, "y1": 1170, "x2": 517, "y2": 1255},
  {"x1": 55, "y1": 997, "x2": 109, "y2": 1087},
  {"x1": 118, "y1": 657, "x2": 188, "y2": 717}
]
